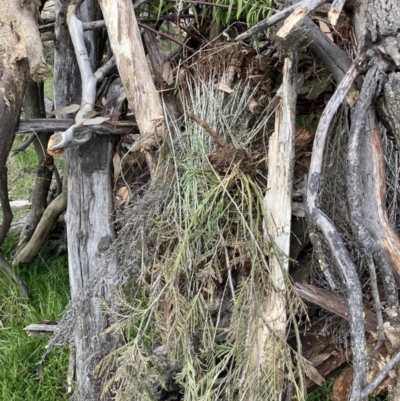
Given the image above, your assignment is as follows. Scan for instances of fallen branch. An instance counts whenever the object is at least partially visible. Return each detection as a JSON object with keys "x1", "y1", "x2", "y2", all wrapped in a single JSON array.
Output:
[
  {"x1": 306, "y1": 56, "x2": 367, "y2": 401},
  {"x1": 328, "y1": 0, "x2": 346, "y2": 26},
  {"x1": 295, "y1": 282, "x2": 378, "y2": 333},
  {"x1": 235, "y1": 0, "x2": 329, "y2": 41},
  {"x1": 46, "y1": 7, "x2": 116, "y2": 152},
  {"x1": 360, "y1": 350, "x2": 400, "y2": 399},
  {"x1": 17, "y1": 119, "x2": 138, "y2": 135},
  {"x1": 13, "y1": 175, "x2": 68, "y2": 266},
  {"x1": 302, "y1": 16, "x2": 351, "y2": 83},
  {"x1": 12, "y1": 132, "x2": 36, "y2": 154},
  {"x1": 100, "y1": 0, "x2": 165, "y2": 156},
  {"x1": 23, "y1": 322, "x2": 58, "y2": 336}
]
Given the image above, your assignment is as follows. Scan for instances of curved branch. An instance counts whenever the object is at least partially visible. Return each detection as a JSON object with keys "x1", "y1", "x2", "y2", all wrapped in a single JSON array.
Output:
[
  {"x1": 306, "y1": 56, "x2": 368, "y2": 401},
  {"x1": 20, "y1": 8, "x2": 47, "y2": 82},
  {"x1": 347, "y1": 65, "x2": 398, "y2": 309},
  {"x1": 360, "y1": 349, "x2": 400, "y2": 399},
  {"x1": 12, "y1": 132, "x2": 36, "y2": 155},
  {"x1": 67, "y1": 6, "x2": 97, "y2": 122},
  {"x1": 307, "y1": 60, "x2": 361, "y2": 211},
  {"x1": 13, "y1": 174, "x2": 68, "y2": 266},
  {"x1": 47, "y1": 123, "x2": 91, "y2": 151}
]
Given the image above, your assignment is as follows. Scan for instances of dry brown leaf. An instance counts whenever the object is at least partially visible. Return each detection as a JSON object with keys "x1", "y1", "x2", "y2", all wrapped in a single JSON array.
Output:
[
  {"x1": 247, "y1": 98, "x2": 259, "y2": 113},
  {"x1": 332, "y1": 368, "x2": 353, "y2": 401},
  {"x1": 303, "y1": 358, "x2": 326, "y2": 386},
  {"x1": 49, "y1": 104, "x2": 80, "y2": 115},
  {"x1": 162, "y1": 61, "x2": 173, "y2": 85},
  {"x1": 216, "y1": 82, "x2": 234, "y2": 94},
  {"x1": 309, "y1": 352, "x2": 336, "y2": 367},
  {"x1": 114, "y1": 186, "x2": 130, "y2": 209},
  {"x1": 113, "y1": 152, "x2": 121, "y2": 185},
  {"x1": 319, "y1": 20, "x2": 334, "y2": 41},
  {"x1": 82, "y1": 117, "x2": 110, "y2": 126},
  {"x1": 82, "y1": 110, "x2": 98, "y2": 118}
]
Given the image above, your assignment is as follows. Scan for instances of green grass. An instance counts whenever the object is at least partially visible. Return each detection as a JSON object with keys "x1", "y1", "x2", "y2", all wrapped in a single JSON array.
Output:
[
  {"x1": 306, "y1": 378, "x2": 335, "y2": 401},
  {"x1": 8, "y1": 136, "x2": 38, "y2": 202},
  {"x1": 306, "y1": 376, "x2": 389, "y2": 401},
  {"x1": 0, "y1": 235, "x2": 70, "y2": 401},
  {"x1": 2, "y1": 131, "x2": 65, "y2": 225},
  {"x1": 44, "y1": 66, "x2": 54, "y2": 101}
]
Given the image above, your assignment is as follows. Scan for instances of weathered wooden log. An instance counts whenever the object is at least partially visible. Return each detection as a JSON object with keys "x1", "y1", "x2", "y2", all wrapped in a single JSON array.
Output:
[
  {"x1": 328, "y1": 0, "x2": 346, "y2": 26},
  {"x1": 99, "y1": 0, "x2": 164, "y2": 154},
  {"x1": 24, "y1": 323, "x2": 58, "y2": 337},
  {"x1": 295, "y1": 283, "x2": 378, "y2": 333},
  {"x1": 15, "y1": 81, "x2": 54, "y2": 260},
  {"x1": 0, "y1": 0, "x2": 45, "y2": 288},
  {"x1": 302, "y1": 16, "x2": 351, "y2": 84},
  {"x1": 246, "y1": 52, "x2": 298, "y2": 400},
  {"x1": 54, "y1": 4, "x2": 123, "y2": 399},
  {"x1": 17, "y1": 119, "x2": 138, "y2": 135},
  {"x1": 13, "y1": 175, "x2": 68, "y2": 266}
]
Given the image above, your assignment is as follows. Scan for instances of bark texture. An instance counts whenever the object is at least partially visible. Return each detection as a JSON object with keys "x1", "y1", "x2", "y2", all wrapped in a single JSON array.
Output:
[
  {"x1": 15, "y1": 81, "x2": 54, "y2": 257},
  {"x1": 54, "y1": 0, "x2": 81, "y2": 117},
  {"x1": 0, "y1": 0, "x2": 45, "y2": 244},
  {"x1": 65, "y1": 134, "x2": 117, "y2": 400},
  {"x1": 53, "y1": 3, "x2": 122, "y2": 399},
  {"x1": 246, "y1": 52, "x2": 297, "y2": 400},
  {"x1": 99, "y1": 0, "x2": 164, "y2": 152}
]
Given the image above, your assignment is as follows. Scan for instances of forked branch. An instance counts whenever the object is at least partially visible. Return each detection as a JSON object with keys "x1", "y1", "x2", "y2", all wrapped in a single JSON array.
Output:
[{"x1": 47, "y1": 5, "x2": 115, "y2": 153}]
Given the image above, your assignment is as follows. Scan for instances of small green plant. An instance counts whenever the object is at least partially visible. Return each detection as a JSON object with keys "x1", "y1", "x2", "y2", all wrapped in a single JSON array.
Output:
[
  {"x1": 306, "y1": 378, "x2": 335, "y2": 401},
  {"x1": 0, "y1": 235, "x2": 70, "y2": 401},
  {"x1": 44, "y1": 66, "x2": 54, "y2": 101}
]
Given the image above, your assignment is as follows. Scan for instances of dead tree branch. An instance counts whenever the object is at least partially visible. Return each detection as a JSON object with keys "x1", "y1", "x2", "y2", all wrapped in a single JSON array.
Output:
[
  {"x1": 12, "y1": 133, "x2": 37, "y2": 154},
  {"x1": 347, "y1": 65, "x2": 398, "y2": 311},
  {"x1": 235, "y1": 0, "x2": 329, "y2": 41},
  {"x1": 328, "y1": 0, "x2": 346, "y2": 26},
  {"x1": 47, "y1": 6, "x2": 115, "y2": 152},
  {"x1": 360, "y1": 350, "x2": 400, "y2": 399},
  {"x1": 99, "y1": 0, "x2": 165, "y2": 170},
  {"x1": 306, "y1": 57, "x2": 368, "y2": 401},
  {"x1": 13, "y1": 174, "x2": 67, "y2": 266}
]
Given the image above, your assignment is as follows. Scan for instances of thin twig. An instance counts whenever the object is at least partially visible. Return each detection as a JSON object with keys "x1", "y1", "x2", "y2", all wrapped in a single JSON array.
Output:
[
  {"x1": 360, "y1": 349, "x2": 400, "y2": 399},
  {"x1": 164, "y1": 0, "x2": 234, "y2": 9},
  {"x1": 188, "y1": 111, "x2": 227, "y2": 147},
  {"x1": 133, "y1": 0, "x2": 151, "y2": 9},
  {"x1": 138, "y1": 22, "x2": 195, "y2": 54},
  {"x1": 12, "y1": 133, "x2": 36, "y2": 155}
]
